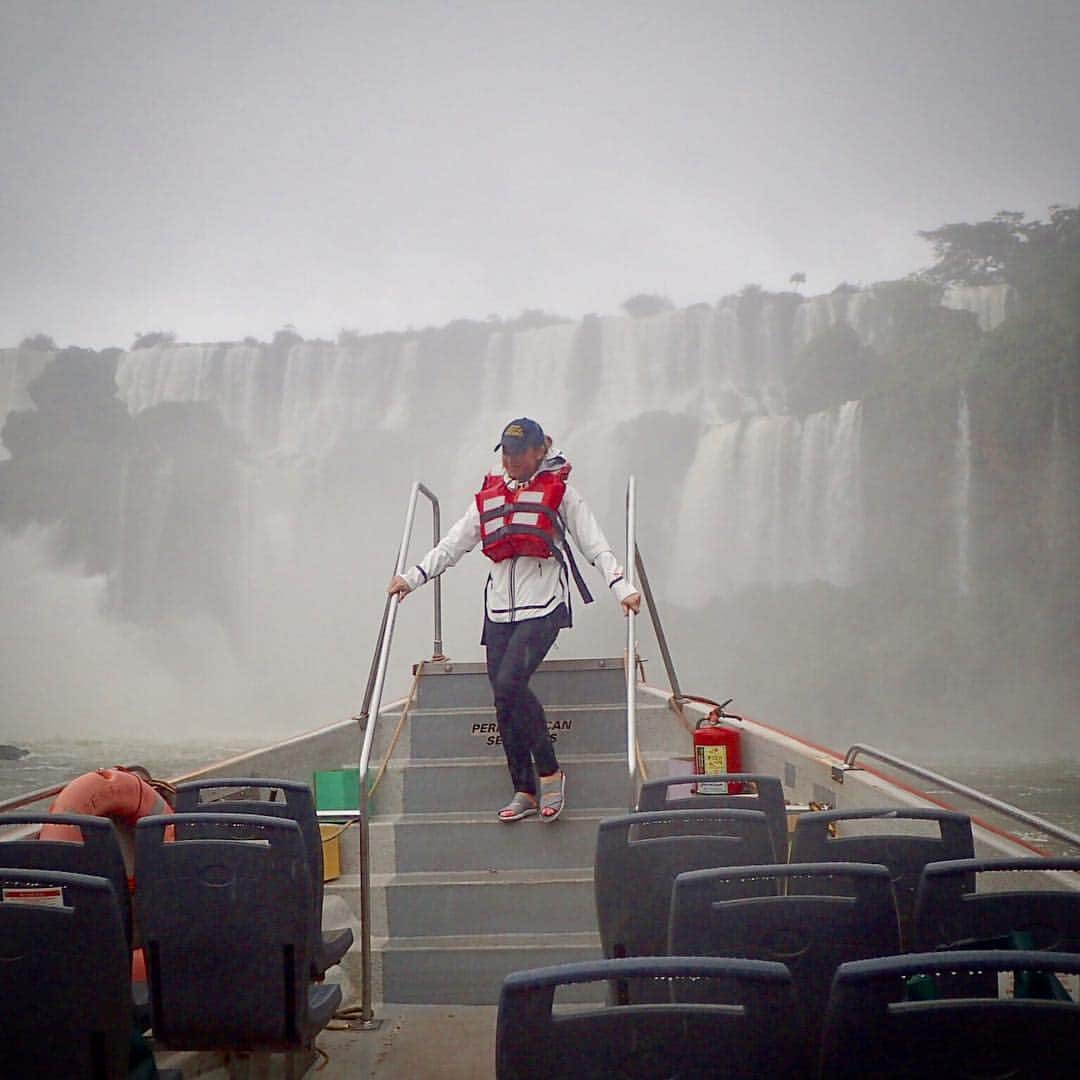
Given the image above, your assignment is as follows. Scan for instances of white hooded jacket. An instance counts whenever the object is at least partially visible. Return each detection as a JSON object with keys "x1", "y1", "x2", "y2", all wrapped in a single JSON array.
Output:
[{"x1": 401, "y1": 451, "x2": 635, "y2": 624}]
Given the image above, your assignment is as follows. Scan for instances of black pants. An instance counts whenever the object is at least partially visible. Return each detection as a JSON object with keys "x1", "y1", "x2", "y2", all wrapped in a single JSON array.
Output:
[{"x1": 483, "y1": 607, "x2": 565, "y2": 796}]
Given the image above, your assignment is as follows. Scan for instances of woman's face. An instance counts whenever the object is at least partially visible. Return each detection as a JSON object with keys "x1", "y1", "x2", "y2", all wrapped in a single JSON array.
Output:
[{"x1": 502, "y1": 443, "x2": 547, "y2": 482}]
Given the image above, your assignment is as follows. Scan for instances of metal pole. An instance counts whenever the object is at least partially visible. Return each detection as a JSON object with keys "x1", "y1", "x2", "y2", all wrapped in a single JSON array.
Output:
[
  {"x1": 355, "y1": 482, "x2": 421, "y2": 1025},
  {"x1": 625, "y1": 475, "x2": 638, "y2": 810},
  {"x1": 419, "y1": 482, "x2": 443, "y2": 658},
  {"x1": 844, "y1": 744, "x2": 1080, "y2": 851},
  {"x1": 355, "y1": 769, "x2": 376, "y2": 1026},
  {"x1": 633, "y1": 546, "x2": 682, "y2": 701}
]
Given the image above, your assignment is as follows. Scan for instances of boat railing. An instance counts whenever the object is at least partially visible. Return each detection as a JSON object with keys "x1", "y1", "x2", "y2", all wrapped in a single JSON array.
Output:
[
  {"x1": 0, "y1": 781, "x2": 67, "y2": 815},
  {"x1": 624, "y1": 476, "x2": 638, "y2": 810},
  {"x1": 354, "y1": 480, "x2": 443, "y2": 1026},
  {"x1": 843, "y1": 743, "x2": 1080, "y2": 851},
  {"x1": 624, "y1": 475, "x2": 690, "y2": 809},
  {"x1": 633, "y1": 547, "x2": 683, "y2": 701}
]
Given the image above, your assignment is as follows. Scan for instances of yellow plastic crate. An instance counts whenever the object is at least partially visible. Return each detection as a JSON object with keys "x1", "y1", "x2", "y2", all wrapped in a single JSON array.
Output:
[{"x1": 319, "y1": 823, "x2": 342, "y2": 882}]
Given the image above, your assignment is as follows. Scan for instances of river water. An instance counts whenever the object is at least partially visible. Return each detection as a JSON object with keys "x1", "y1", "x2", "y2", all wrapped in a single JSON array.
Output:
[
  {"x1": 2, "y1": 736, "x2": 1077, "y2": 852},
  {"x1": 0, "y1": 735, "x2": 264, "y2": 806}
]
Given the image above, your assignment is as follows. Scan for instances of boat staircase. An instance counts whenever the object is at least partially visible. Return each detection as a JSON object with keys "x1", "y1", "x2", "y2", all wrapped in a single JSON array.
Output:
[{"x1": 330, "y1": 655, "x2": 688, "y2": 1005}]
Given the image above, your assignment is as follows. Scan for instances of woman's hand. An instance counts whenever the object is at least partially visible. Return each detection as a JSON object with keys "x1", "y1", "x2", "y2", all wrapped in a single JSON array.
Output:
[
  {"x1": 388, "y1": 575, "x2": 412, "y2": 600},
  {"x1": 621, "y1": 591, "x2": 641, "y2": 616}
]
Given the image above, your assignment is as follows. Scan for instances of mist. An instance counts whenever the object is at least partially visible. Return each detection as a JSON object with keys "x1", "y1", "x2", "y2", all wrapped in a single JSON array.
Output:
[
  {"x1": 2, "y1": 270, "x2": 1077, "y2": 762},
  {"x1": 1, "y1": 4, "x2": 1077, "y2": 764}
]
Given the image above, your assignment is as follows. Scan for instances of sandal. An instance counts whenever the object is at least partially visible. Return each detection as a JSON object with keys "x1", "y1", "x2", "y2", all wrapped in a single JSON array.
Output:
[
  {"x1": 498, "y1": 792, "x2": 537, "y2": 822},
  {"x1": 539, "y1": 771, "x2": 565, "y2": 822}
]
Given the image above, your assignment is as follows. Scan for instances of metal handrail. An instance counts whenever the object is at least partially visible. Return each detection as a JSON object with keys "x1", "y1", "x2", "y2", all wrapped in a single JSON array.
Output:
[
  {"x1": 844, "y1": 743, "x2": 1080, "y2": 851},
  {"x1": 633, "y1": 545, "x2": 682, "y2": 702},
  {"x1": 624, "y1": 476, "x2": 638, "y2": 809},
  {"x1": 623, "y1": 477, "x2": 688, "y2": 805},
  {"x1": 355, "y1": 480, "x2": 442, "y2": 1025},
  {"x1": 0, "y1": 781, "x2": 66, "y2": 814}
]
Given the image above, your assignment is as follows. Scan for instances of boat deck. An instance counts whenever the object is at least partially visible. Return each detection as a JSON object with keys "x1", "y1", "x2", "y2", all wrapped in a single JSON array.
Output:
[
  {"x1": 5, "y1": 656, "x2": 1078, "y2": 1078},
  {"x1": 157, "y1": 1005, "x2": 499, "y2": 1078}
]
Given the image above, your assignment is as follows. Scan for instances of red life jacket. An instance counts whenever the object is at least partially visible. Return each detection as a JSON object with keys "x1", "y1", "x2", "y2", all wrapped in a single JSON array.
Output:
[{"x1": 476, "y1": 466, "x2": 570, "y2": 563}]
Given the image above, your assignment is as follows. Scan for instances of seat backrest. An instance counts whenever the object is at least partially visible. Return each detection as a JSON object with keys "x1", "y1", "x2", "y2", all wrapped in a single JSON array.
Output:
[
  {"x1": 0, "y1": 811, "x2": 133, "y2": 947},
  {"x1": 0, "y1": 867, "x2": 131, "y2": 1080},
  {"x1": 820, "y1": 949, "x2": 1080, "y2": 1079},
  {"x1": 913, "y1": 856, "x2": 1080, "y2": 953},
  {"x1": 174, "y1": 779, "x2": 324, "y2": 921},
  {"x1": 134, "y1": 811, "x2": 340, "y2": 1050},
  {"x1": 790, "y1": 808, "x2": 974, "y2": 947},
  {"x1": 637, "y1": 774, "x2": 789, "y2": 861},
  {"x1": 595, "y1": 808, "x2": 775, "y2": 1001},
  {"x1": 669, "y1": 861, "x2": 901, "y2": 1068},
  {"x1": 497, "y1": 956, "x2": 799, "y2": 1080}
]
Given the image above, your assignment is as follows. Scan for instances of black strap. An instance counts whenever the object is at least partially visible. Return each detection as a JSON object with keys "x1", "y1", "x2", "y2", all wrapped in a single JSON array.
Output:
[
  {"x1": 483, "y1": 521, "x2": 595, "y2": 605},
  {"x1": 561, "y1": 539, "x2": 594, "y2": 605}
]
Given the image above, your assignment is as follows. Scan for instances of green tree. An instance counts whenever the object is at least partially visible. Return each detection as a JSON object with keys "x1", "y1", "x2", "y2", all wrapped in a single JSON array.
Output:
[
  {"x1": 918, "y1": 204, "x2": 1080, "y2": 315},
  {"x1": 18, "y1": 333, "x2": 57, "y2": 351},
  {"x1": 789, "y1": 322, "x2": 874, "y2": 414},
  {"x1": 132, "y1": 330, "x2": 176, "y2": 349},
  {"x1": 620, "y1": 293, "x2": 674, "y2": 318},
  {"x1": 272, "y1": 325, "x2": 304, "y2": 350},
  {"x1": 917, "y1": 210, "x2": 1026, "y2": 285}
]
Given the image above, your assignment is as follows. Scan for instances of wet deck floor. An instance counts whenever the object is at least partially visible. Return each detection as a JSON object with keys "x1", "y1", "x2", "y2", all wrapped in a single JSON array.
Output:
[{"x1": 158, "y1": 1005, "x2": 500, "y2": 1078}]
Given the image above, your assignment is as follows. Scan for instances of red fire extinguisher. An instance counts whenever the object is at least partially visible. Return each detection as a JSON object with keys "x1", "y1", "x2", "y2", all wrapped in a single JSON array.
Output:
[{"x1": 693, "y1": 698, "x2": 742, "y2": 795}]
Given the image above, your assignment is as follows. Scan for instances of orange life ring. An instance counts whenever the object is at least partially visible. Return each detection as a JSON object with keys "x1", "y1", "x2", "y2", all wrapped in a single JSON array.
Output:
[
  {"x1": 40, "y1": 767, "x2": 174, "y2": 984},
  {"x1": 40, "y1": 767, "x2": 173, "y2": 842}
]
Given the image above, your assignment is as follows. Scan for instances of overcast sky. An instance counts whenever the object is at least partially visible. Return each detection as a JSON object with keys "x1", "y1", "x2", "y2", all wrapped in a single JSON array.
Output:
[{"x1": 2, "y1": 0, "x2": 1077, "y2": 350}]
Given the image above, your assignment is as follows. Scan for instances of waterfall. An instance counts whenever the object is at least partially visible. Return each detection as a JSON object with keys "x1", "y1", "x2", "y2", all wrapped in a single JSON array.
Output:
[
  {"x1": 105, "y1": 298, "x2": 883, "y2": 621},
  {"x1": 0, "y1": 348, "x2": 52, "y2": 461},
  {"x1": 952, "y1": 390, "x2": 972, "y2": 595},
  {"x1": 4, "y1": 287, "x2": 930, "y2": 722},
  {"x1": 942, "y1": 283, "x2": 1016, "y2": 331},
  {"x1": 1045, "y1": 390, "x2": 1075, "y2": 583},
  {"x1": 669, "y1": 401, "x2": 863, "y2": 606}
]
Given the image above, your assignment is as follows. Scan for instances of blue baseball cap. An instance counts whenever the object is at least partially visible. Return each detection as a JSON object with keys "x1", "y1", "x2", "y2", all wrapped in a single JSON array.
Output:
[{"x1": 494, "y1": 417, "x2": 546, "y2": 452}]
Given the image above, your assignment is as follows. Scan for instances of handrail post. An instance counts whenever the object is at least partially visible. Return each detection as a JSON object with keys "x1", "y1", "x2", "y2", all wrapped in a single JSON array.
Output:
[
  {"x1": 633, "y1": 546, "x2": 682, "y2": 701},
  {"x1": 625, "y1": 475, "x2": 638, "y2": 810},
  {"x1": 427, "y1": 486, "x2": 443, "y2": 658},
  {"x1": 355, "y1": 480, "x2": 441, "y2": 1026}
]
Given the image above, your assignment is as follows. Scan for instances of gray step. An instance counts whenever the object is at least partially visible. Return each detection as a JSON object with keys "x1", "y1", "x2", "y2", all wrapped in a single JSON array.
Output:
[
  {"x1": 333, "y1": 868, "x2": 596, "y2": 937},
  {"x1": 379, "y1": 931, "x2": 604, "y2": 1005},
  {"x1": 373, "y1": 753, "x2": 648, "y2": 815},
  {"x1": 368, "y1": 810, "x2": 610, "y2": 874},
  {"x1": 333, "y1": 655, "x2": 678, "y2": 1007},
  {"x1": 387, "y1": 702, "x2": 674, "y2": 760},
  {"x1": 412, "y1": 658, "x2": 627, "y2": 710}
]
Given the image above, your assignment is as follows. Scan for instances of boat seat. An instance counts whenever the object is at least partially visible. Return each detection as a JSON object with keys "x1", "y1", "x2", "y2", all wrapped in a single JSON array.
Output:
[
  {"x1": 789, "y1": 807, "x2": 974, "y2": 948},
  {"x1": 636, "y1": 773, "x2": 789, "y2": 862},
  {"x1": 0, "y1": 867, "x2": 131, "y2": 1080},
  {"x1": 173, "y1": 777, "x2": 353, "y2": 976},
  {"x1": 133, "y1": 812, "x2": 341, "y2": 1060},
  {"x1": 914, "y1": 856, "x2": 1080, "y2": 952},
  {"x1": 819, "y1": 949, "x2": 1080, "y2": 1078},
  {"x1": 0, "y1": 811, "x2": 133, "y2": 946},
  {"x1": 912, "y1": 855, "x2": 1080, "y2": 996},
  {"x1": 496, "y1": 955, "x2": 800, "y2": 1079},
  {"x1": 595, "y1": 808, "x2": 775, "y2": 1002},
  {"x1": 668, "y1": 861, "x2": 901, "y2": 1072},
  {"x1": 0, "y1": 810, "x2": 157, "y2": 1030}
]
